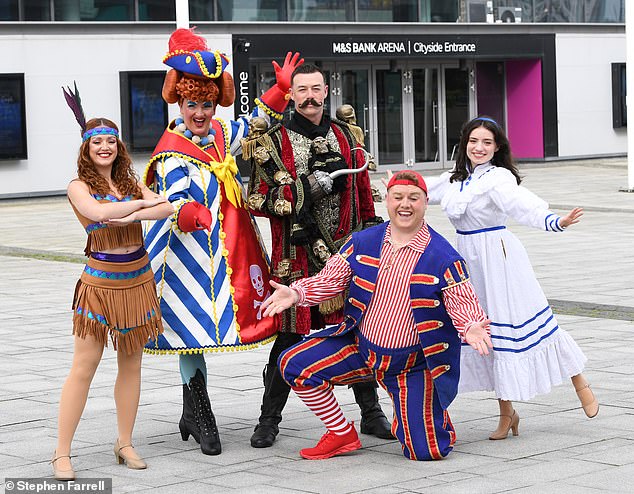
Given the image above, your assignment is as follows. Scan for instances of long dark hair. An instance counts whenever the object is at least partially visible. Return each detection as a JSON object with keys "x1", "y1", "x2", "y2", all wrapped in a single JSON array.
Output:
[
  {"x1": 451, "y1": 116, "x2": 521, "y2": 185},
  {"x1": 77, "y1": 118, "x2": 141, "y2": 197}
]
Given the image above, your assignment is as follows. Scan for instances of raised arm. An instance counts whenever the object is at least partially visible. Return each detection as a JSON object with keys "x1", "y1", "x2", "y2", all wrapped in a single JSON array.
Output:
[{"x1": 490, "y1": 169, "x2": 583, "y2": 232}]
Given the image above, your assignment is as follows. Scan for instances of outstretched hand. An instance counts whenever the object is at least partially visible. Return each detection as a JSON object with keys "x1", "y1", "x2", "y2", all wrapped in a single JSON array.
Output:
[
  {"x1": 465, "y1": 319, "x2": 493, "y2": 356},
  {"x1": 380, "y1": 169, "x2": 394, "y2": 197},
  {"x1": 559, "y1": 207, "x2": 583, "y2": 229},
  {"x1": 261, "y1": 280, "x2": 299, "y2": 317},
  {"x1": 272, "y1": 52, "x2": 304, "y2": 93}
]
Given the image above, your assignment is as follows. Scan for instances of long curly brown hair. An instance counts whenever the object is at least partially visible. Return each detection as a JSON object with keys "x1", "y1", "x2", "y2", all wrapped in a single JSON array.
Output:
[
  {"x1": 451, "y1": 116, "x2": 522, "y2": 185},
  {"x1": 76, "y1": 118, "x2": 141, "y2": 198}
]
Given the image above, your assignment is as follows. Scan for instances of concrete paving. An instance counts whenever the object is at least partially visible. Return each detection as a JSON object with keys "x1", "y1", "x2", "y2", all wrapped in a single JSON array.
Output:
[{"x1": 1, "y1": 158, "x2": 633, "y2": 493}]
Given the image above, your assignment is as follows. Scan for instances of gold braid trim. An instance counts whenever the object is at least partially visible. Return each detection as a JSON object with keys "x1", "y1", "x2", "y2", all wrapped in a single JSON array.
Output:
[
  {"x1": 143, "y1": 334, "x2": 277, "y2": 355},
  {"x1": 254, "y1": 97, "x2": 284, "y2": 120},
  {"x1": 318, "y1": 293, "x2": 345, "y2": 315}
]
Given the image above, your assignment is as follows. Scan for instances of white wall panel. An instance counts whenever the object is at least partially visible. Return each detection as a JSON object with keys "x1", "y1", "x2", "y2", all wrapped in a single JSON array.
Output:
[
  {"x1": 0, "y1": 33, "x2": 233, "y2": 197},
  {"x1": 556, "y1": 33, "x2": 626, "y2": 157}
]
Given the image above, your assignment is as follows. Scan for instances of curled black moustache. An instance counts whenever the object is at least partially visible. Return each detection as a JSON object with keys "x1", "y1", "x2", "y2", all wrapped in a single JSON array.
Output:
[{"x1": 298, "y1": 98, "x2": 323, "y2": 109}]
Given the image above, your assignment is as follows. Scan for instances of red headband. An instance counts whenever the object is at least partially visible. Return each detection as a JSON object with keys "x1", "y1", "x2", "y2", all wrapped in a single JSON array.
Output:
[{"x1": 387, "y1": 171, "x2": 427, "y2": 194}]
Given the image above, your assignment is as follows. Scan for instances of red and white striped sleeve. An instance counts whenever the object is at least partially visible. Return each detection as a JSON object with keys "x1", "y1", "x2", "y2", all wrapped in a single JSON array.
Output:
[
  {"x1": 290, "y1": 254, "x2": 353, "y2": 306},
  {"x1": 442, "y1": 280, "x2": 489, "y2": 339}
]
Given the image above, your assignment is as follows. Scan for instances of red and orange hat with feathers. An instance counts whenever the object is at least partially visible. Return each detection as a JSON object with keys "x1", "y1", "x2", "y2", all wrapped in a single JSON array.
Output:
[{"x1": 162, "y1": 28, "x2": 235, "y2": 107}]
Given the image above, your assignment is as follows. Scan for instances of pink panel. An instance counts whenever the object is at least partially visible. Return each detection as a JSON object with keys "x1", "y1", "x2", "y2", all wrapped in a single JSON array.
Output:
[{"x1": 505, "y1": 59, "x2": 544, "y2": 159}]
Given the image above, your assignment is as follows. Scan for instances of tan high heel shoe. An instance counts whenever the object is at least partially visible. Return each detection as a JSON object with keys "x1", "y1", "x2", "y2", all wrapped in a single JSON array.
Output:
[
  {"x1": 114, "y1": 439, "x2": 147, "y2": 470},
  {"x1": 489, "y1": 410, "x2": 520, "y2": 440},
  {"x1": 51, "y1": 452, "x2": 75, "y2": 481},
  {"x1": 575, "y1": 383, "x2": 599, "y2": 418}
]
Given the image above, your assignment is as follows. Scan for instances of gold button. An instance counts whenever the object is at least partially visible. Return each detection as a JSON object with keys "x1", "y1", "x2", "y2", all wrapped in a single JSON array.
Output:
[{"x1": 185, "y1": 55, "x2": 192, "y2": 64}]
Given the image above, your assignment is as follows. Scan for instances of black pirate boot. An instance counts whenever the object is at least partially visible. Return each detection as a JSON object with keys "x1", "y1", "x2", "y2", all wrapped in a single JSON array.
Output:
[
  {"x1": 188, "y1": 369, "x2": 221, "y2": 455},
  {"x1": 250, "y1": 332, "x2": 302, "y2": 448},
  {"x1": 352, "y1": 380, "x2": 395, "y2": 440}
]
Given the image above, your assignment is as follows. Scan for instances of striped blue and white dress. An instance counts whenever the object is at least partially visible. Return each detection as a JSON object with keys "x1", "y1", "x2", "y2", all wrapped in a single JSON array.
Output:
[
  {"x1": 142, "y1": 115, "x2": 278, "y2": 354},
  {"x1": 427, "y1": 163, "x2": 586, "y2": 401}
]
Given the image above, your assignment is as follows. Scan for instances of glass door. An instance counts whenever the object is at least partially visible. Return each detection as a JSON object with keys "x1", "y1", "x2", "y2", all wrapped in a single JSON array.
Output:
[
  {"x1": 443, "y1": 67, "x2": 471, "y2": 162},
  {"x1": 327, "y1": 65, "x2": 375, "y2": 158},
  {"x1": 375, "y1": 67, "x2": 404, "y2": 166},
  {"x1": 410, "y1": 67, "x2": 439, "y2": 165}
]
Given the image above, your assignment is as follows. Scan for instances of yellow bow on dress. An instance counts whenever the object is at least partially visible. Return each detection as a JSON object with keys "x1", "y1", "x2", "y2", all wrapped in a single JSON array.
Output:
[{"x1": 203, "y1": 154, "x2": 243, "y2": 209}]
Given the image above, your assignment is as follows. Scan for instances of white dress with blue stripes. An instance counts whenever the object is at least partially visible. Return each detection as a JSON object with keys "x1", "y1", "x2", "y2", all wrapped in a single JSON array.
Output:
[{"x1": 427, "y1": 163, "x2": 586, "y2": 401}]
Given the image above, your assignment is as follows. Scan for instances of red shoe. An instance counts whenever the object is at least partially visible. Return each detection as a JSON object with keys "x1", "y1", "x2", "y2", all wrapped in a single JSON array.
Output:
[{"x1": 300, "y1": 425, "x2": 362, "y2": 460}]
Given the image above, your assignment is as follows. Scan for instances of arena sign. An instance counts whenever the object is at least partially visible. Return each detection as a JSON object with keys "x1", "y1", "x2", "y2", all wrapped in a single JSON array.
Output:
[{"x1": 332, "y1": 40, "x2": 477, "y2": 56}]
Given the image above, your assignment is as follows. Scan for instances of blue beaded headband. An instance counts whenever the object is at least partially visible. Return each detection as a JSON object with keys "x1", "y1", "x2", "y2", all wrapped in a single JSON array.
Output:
[{"x1": 82, "y1": 127, "x2": 119, "y2": 142}]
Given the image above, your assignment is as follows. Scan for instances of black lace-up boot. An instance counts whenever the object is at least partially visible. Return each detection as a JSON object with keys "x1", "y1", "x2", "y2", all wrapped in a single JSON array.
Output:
[
  {"x1": 188, "y1": 369, "x2": 221, "y2": 455},
  {"x1": 178, "y1": 382, "x2": 199, "y2": 442}
]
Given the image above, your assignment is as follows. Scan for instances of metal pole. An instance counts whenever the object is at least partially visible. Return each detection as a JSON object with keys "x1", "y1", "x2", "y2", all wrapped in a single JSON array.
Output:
[
  {"x1": 175, "y1": 0, "x2": 189, "y2": 29},
  {"x1": 626, "y1": 0, "x2": 634, "y2": 190}
]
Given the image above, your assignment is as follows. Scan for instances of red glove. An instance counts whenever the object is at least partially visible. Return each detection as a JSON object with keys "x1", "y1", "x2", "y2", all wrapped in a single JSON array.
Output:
[
  {"x1": 272, "y1": 52, "x2": 304, "y2": 93},
  {"x1": 177, "y1": 201, "x2": 212, "y2": 232},
  {"x1": 257, "y1": 52, "x2": 304, "y2": 117}
]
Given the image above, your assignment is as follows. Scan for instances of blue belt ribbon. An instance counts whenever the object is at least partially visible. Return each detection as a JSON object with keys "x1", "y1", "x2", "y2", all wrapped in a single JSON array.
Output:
[
  {"x1": 90, "y1": 246, "x2": 146, "y2": 262},
  {"x1": 456, "y1": 226, "x2": 506, "y2": 235}
]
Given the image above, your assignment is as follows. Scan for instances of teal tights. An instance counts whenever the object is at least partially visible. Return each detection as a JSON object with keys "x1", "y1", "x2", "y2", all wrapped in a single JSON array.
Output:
[{"x1": 179, "y1": 353, "x2": 207, "y2": 385}]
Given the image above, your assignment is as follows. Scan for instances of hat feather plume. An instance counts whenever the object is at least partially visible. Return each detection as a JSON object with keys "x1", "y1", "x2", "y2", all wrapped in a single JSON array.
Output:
[
  {"x1": 168, "y1": 27, "x2": 208, "y2": 52},
  {"x1": 62, "y1": 81, "x2": 87, "y2": 133}
]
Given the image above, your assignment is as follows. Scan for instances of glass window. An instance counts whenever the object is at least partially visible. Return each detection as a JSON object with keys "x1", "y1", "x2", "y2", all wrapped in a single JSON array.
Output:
[
  {"x1": 423, "y1": 0, "x2": 459, "y2": 22},
  {"x1": 611, "y1": 63, "x2": 626, "y2": 128},
  {"x1": 0, "y1": 0, "x2": 18, "y2": 20},
  {"x1": 358, "y1": 0, "x2": 418, "y2": 22},
  {"x1": 531, "y1": 0, "x2": 624, "y2": 23},
  {"x1": 119, "y1": 72, "x2": 168, "y2": 152},
  {"x1": 0, "y1": 74, "x2": 27, "y2": 160},
  {"x1": 138, "y1": 0, "x2": 175, "y2": 21},
  {"x1": 190, "y1": 0, "x2": 215, "y2": 21},
  {"x1": 289, "y1": 0, "x2": 354, "y2": 21},
  {"x1": 23, "y1": 0, "x2": 52, "y2": 20},
  {"x1": 54, "y1": 0, "x2": 133, "y2": 21},
  {"x1": 218, "y1": 0, "x2": 287, "y2": 21}
]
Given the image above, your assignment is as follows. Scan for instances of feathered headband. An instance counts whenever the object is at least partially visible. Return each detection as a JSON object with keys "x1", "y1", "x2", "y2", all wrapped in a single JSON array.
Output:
[{"x1": 62, "y1": 82, "x2": 119, "y2": 142}]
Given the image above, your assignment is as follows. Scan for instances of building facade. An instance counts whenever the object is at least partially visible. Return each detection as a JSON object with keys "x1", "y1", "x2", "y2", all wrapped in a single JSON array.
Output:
[{"x1": 0, "y1": 0, "x2": 626, "y2": 197}]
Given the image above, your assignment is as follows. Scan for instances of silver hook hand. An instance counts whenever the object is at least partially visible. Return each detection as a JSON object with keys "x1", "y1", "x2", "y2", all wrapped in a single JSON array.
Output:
[{"x1": 329, "y1": 147, "x2": 372, "y2": 179}]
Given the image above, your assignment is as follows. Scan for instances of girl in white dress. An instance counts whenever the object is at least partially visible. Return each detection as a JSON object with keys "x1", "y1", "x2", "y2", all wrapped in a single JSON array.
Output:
[{"x1": 426, "y1": 116, "x2": 598, "y2": 440}]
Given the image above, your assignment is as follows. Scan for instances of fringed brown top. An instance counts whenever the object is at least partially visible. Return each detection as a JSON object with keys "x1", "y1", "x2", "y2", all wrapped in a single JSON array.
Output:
[{"x1": 69, "y1": 194, "x2": 144, "y2": 256}]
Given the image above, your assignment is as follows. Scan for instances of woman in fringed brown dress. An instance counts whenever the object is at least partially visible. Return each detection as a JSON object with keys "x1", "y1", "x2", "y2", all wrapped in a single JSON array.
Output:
[{"x1": 51, "y1": 115, "x2": 174, "y2": 481}]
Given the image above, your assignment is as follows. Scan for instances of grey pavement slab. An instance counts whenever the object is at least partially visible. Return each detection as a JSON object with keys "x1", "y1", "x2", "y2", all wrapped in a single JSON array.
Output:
[{"x1": 1, "y1": 158, "x2": 633, "y2": 493}]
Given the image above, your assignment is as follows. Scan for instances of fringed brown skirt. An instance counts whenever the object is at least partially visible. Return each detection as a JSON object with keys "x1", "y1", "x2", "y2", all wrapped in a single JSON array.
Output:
[{"x1": 72, "y1": 251, "x2": 163, "y2": 355}]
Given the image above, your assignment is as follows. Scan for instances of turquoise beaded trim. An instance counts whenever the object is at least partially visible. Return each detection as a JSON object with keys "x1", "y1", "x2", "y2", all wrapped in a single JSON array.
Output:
[
  {"x1": 83, "y1": 262, "x2": 151, "y2": 280},
  {"x1": 91, "y1": 194, "x2": 134, "y2": 202},
  {"x1": 85, "y1": 222, "x2": 107, "y2": 234},
  {"x1": 83, "y1": 127, "x2": 119, "y2": 142},
  {"x1": 75, "y1": 307, "x2": 158, "y2": 334}
]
